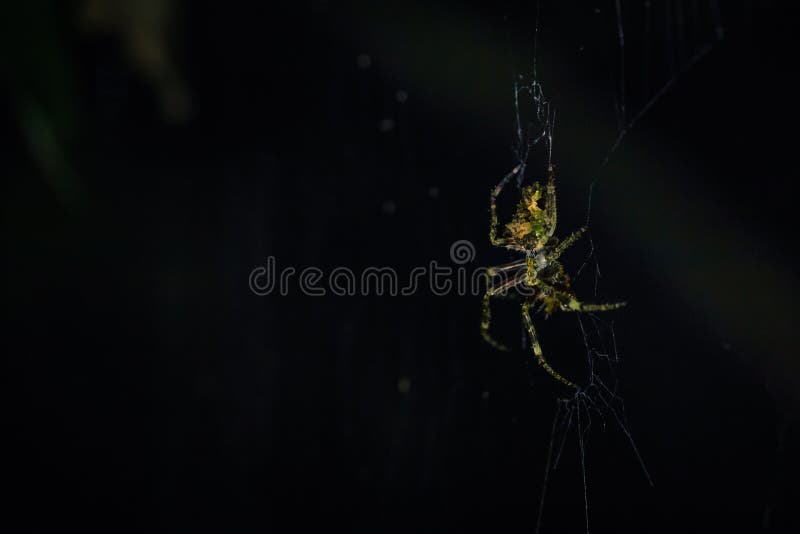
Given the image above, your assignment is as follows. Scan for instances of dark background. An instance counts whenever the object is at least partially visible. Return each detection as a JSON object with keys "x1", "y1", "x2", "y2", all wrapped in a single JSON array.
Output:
[{"x1": 3, "y1": 1, "x2": 799, "y2": 532}]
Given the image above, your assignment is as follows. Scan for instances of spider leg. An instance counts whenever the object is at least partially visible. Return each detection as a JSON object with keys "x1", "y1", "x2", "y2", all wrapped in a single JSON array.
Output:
[
  {"x1": 561, "y1": 298, "x2": 627, "y2": 313},
  {"x1": 481, "y1": 274, "x2": 526, "y2": 351},
  {"x1": 536, "y1": 280, "x2": 627, "y2": 313},
  {"x1": 522, "y1": 301, "x2": 577, "y2": 388},
  {"x1": 545, "y1": 164, "x2": 558, "y2": 238},
  {"x1": 490, "y1": 166, "x2": 522, "y2": 246},
  {"x1": 540, "y1": 282, "x2": 628, "y2": 312},
  {"x1": 487, "y1": 258, "x2": 526, "y2": 277},
  {"x1": 549, "y1": 226, "x2": 587, "y2": 261},
  {"x1": 481, "y1": 292, "x2": 509, "y2": 351},
  {"x1": 488, "y1": 272, "x2": 526, "y2": 296}
]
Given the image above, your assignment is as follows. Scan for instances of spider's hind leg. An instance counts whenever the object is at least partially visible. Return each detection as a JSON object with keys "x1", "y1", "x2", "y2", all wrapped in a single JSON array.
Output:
[
  {"x1": 521, "y1": 301, "x2": 577, "y2": 388},
  {"x1": 481, "y1": 292, "x2": 509, "y2": 351},
  {"x1": 481, "y1": 273, "x2": 526, "y2": 351}
]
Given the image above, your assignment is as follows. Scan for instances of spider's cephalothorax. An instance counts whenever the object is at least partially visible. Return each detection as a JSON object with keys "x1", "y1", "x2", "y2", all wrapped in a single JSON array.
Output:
[{"x1": 482, "y1": 164, "x2": 625, "y2": 388}]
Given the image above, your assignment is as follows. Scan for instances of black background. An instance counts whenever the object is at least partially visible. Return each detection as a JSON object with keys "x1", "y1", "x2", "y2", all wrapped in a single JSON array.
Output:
[{"x1": 3, "y1": 1, "x2": 799, "y2": 532}]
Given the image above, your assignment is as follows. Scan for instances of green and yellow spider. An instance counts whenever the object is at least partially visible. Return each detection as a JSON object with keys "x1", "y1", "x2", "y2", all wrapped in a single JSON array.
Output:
[{"x1": 481, "y1": 163, "x2": 625, "y2": 388}]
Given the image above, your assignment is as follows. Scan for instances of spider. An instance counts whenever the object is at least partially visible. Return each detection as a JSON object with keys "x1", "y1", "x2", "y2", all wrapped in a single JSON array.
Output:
[{"x1": 481, "y1": 163, "x2": 625, "y2": 388}]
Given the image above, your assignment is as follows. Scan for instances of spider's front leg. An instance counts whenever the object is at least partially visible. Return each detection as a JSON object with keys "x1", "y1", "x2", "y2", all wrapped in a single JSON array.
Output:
[
  {"x1": 521, "y1": 301, "x2": 577, "y2": 388},
  {"x1": 544, "y1": 163, "x2": 558, "y2": 238},
  {"x1": 489, "y1": 165, "x2": 522, "y2": 246}
]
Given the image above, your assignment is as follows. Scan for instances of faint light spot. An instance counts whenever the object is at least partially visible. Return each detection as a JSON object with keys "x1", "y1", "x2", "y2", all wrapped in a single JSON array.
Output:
[
  {"x1": 579, "y1": 45, "x2": 585, "y2": 51},
  {"x1": 397, "y1": 377, "x2": 411, "y2": 394},
  {"x1": 481, "y1": 391, "x2": 490, "y2": 400},
  {"x1": 428, "y1": 186, "x2": 440, "y2": 198},
  {"x1": 395, "y1": 90, "x2": 408, "y2": 103},
  {"x1": 382, "y1": 200, "x2": 397, "y2": 214},
  {"x1": 511, "y1": 416, "x2": 519, "y2": 424},
  {"x1": 594, "y1": 7, "x2": 601, "y2": 14},
  {"x1": 356, "y1": 53, "x2": 371, "y2": 69},
  {"x1": 378, "y1": 118, "x2": 395, "y2": 132}
]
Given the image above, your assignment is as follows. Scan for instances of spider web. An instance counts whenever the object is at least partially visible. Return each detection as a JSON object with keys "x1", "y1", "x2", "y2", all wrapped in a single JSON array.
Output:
[{"x1": 504, "y1": 2, "x2": 725, "y2": 532}]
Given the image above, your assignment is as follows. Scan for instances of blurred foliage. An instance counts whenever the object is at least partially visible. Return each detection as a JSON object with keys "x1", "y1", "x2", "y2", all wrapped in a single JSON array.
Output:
[
  {"x1": 79, "y1": 0, "x2": 190, "y2": 123},
  {"x1": 1, "y1": 0, "x2": 189, "y2": 211}
]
